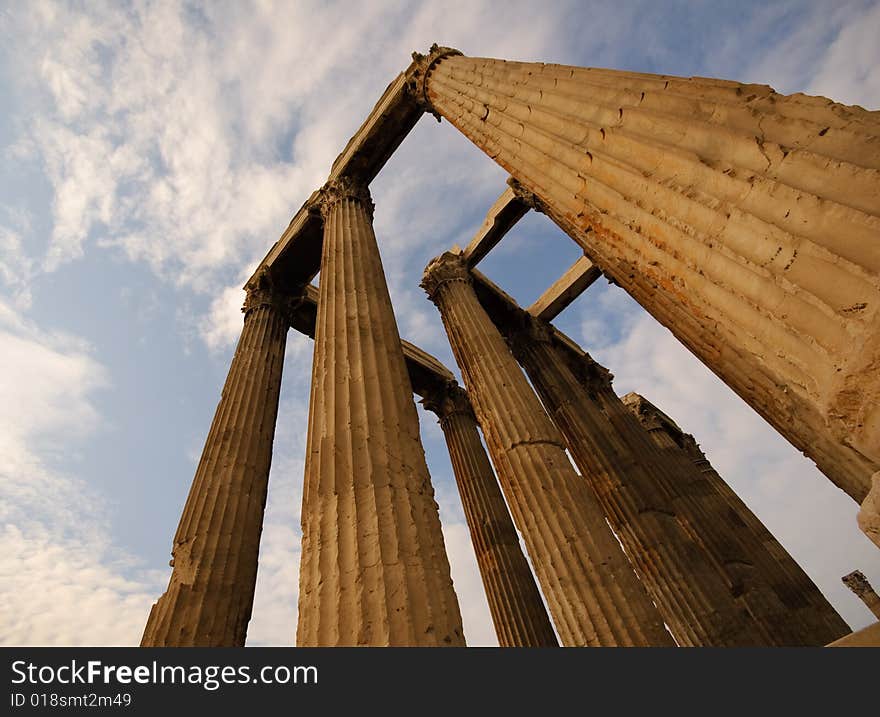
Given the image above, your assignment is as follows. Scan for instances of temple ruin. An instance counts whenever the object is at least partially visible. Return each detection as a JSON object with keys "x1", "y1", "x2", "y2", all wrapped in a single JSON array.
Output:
[{"x1": 141, "y1": 46, "x2": 880, "y2": 647}]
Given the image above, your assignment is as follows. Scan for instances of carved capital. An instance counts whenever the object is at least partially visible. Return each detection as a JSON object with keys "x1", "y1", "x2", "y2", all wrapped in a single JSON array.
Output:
[
  {"x1": 566, "y1": 351, "x2": 614, "y2": 396},
  {"x1": 421, "y1": 380, "x2": 475, "y2": 425},
  {"x1": 505, "y1": 312, "x2": 554, "y2": 363},
  {"x1": 507, "y1": 177, "x2": 545, "y2": 213},
  {"x1": 421, "y1": 251, "x2": 471, "y2": 301},
  {"x1": 842, "y1": 570, "x2": 875, "y2": 598},
  {"x1": 318, "y1": 176, "x2": 374, "y2": 220},
  {"x1": 408, "y1": 43, "x2": 463, "y2": 121},
  {"x1": 243, "y1": 267, "x2": 303, "y2": 324}
]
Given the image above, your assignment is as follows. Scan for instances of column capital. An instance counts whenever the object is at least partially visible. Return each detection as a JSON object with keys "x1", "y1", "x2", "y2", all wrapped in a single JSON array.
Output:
[
  {"x1": 318, "y1": 176, "x2": 374, "y2": 220},
  {"x1": 507, "y1": 177, "x2": 545, "y2": 213},
  {"x1": 421, "y1": 380, "x2": 475, "y2": 425},
  {"x1": 421, "y1": 251, "x2": 471, "y2": 301},
  {"x1": 505, "y1": 312, "x2": 555, "y2": 364},
  {"x1": 566, "y1": 350, "x2": 614, "y2": 392},
  {"x1": 243, "y1": 268, "x2": 303, "y2": 323},
  {"x1": 408, "y1": 44, "x2": 463, "y2": 120},
  {"x1": 842, "y1": 570, "x2": 874, "y2": 598},
  {"x1": 621, "y1": 393, "x2": 666, "y2": 432}
]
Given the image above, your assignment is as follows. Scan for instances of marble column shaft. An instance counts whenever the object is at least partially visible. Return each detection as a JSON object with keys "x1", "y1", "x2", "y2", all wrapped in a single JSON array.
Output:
[
  {"x1": 507, "y1": 318, "x2": 767, "y2": 645},
  {"x1": 570, "y1": 360, "x2": 808, "y2": 645},
  {"x1": 423, "y1": 381, "x2": 558, "y2": 646},
  {"x1": 422, "y1": 252, "x2": 673, "y2": 647},
  {"x1": 297, "y1": 178, "x2": 464, "y2": 646},
  {"x1": 624, "y1": 393, "x2": 849, "y2": 643},
  {"x1": 142, "y1": 277, "x2": 292, "y2": 646},
  {"x1": 415, "y1": 48, "x2": 880, "y2": 528}
]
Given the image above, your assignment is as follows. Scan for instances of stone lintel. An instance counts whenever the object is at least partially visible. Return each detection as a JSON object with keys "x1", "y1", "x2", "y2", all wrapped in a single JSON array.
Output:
[
  {"x1": 288, "y1": 285, "x2": 454, "y2": 397},
  {"x1": 527, "y1": 254, "x2": 602, "y2": 321},
  {"x1": 247, "y1": 191, "x2": 325, "y2": 293},
  {"x1": 462, "y1": 186, "x2": 530, "y2": 267},
  {"x1": 246, "y1": 47, "x2": 445, "y2": 292}
]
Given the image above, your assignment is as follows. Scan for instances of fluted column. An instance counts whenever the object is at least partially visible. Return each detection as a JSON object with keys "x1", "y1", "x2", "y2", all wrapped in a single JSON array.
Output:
[
  {"x1": 297, "y1": 178, "x2": 464, "y2": 646},
  {"x1": 422, "y1": 380, "x2": 557, "y2": 647},
  {"x1": 413, "y1": 46, "x2": 880, "y2": 522},
  {"x1": 422, "y1": 251, "x2": 672, "y2": 647},
  {"x1": 142, "y1": 273, "x2": 294, "y2": 646},
  {"x1": 564, "y1": 358, "x2": 809, "y2": 645},
  {"x1": 842, "y1": 570, "x2": 880, "y2": 620},
  {"x1": 506, "y1": 316, "x2": 768, "y2": 645},
  {"x1": 858, "y1": 473, "x2": 880, "y2": 550},
  {"x1": 622, "y1": 392, "x2": 850, "y2": 643}
]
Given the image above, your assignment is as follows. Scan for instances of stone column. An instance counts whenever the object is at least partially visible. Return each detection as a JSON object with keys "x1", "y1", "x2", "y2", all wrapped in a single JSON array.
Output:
[
  {"x1": 857, "y1": 473, "x2": 880, "y2": 550},
  {"x1": 622, "y1": 392, "x2": 850, "y2": 643},
  {"x1": 422, "y1": 380, "x2": 557, "y2": 647},
  {"x1": 567, "y1": 358, "x2": 810, "y2": 645},
  {"x1": 842, "y1": 570, "x2": 880, "y2": 620},
  {"x1": 142, "y1": 272, "x2": 295, "y2": 646},
  {"x1": 297, "y1": 178, "x2": 464, "y2": 646},
  {"x1": 422, "y1": 251, "x2": 672, "y2": 647},
  {"x1": 506, "y1": 316, "x2": 767, "y2": 646},
  {"x1": 413, "y1": 46, "x2": 880, "y2": 524}
]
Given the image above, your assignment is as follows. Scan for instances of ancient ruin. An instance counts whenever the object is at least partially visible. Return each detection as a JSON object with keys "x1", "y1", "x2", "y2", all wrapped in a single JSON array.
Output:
[{"x1": 142, "y1": 46, "x2": 879, "y2": 646}]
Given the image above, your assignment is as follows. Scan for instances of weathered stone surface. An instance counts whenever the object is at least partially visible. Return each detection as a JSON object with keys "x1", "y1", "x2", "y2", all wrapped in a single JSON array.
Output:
[
  {"x1": 527, "y1": 255, "x2": 601, "y2": 321},
  {"x1": 577, "y1": 361, "x2": 806, "y2": 645},
  {"x1": 506, "y1": 315, "x2": 769, "y2": 646},
  {"x1": 422, "y1": 381, "x2": 557, "y2": 647},
  {"x1": 828, "y1": 621, "x2": 880, "y2": 647},
  {"x1": 289, "y1": 284, "x2": 455, "y2": 397},
  {"x1": 297, "y1": 178, "x2": 464, "y2": 646},
  {"x1": 422, "y1": 251, "x2": 673, "y2": 647},
  {"x1": 842, "y1": 570, "x2": 880, "y2": 620},
  {"x1": 142, "y1": 273, "x2": 296, "y2": 646},
  {"x1": 461, "y1": 185, "x2": 529, "y2": 266},
  {"x1": 623, "y1": 392, "x2": 850, "y2": 644},
  {"x1": 857, "y1": 472, "x2": 880, "y2": 550},
  {"x1": 422, "y1": 50, "x2": 880, "y2": 519}
]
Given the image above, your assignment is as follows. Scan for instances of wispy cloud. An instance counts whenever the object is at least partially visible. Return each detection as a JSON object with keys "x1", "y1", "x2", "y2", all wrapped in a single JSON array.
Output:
[
  {"x1": 1, "y1": 0, "x2": 877, "y2": 646},
  {"x1": 0, "y1": 300, "x2": 163, "y2": 645}
]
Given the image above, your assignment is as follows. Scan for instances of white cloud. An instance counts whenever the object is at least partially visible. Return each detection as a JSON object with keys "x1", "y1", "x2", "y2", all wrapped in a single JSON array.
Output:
[
  {"x1": 201, "y1": 283, "x2": 247, "y2": 352},
  {"x1": 741, "y1": 0, "x2": 880, "y2": 109},
  {"x1": 0, "y1": 225, "x2": 35, "y2": 310},
  {"x1": 0, "y1": 301, "x2": 163, "y2": 646},
  {"x1": 2, "y1": 0, "x2": 877, "y2": 648}
]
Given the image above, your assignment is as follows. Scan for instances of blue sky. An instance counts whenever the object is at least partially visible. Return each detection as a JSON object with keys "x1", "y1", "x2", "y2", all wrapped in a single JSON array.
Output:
[{"x1": 1, "y1": 0, "x2": 878, "y2": 646}]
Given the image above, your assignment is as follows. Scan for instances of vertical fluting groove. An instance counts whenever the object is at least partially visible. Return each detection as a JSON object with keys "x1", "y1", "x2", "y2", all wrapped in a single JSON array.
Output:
[
  {"x1": 422, "y1": 252, "x2": 673, "y2": 647},
  {"x1": 422, "y1": 53, "x2": 880, "y2": 516},
  {"x1": 579, "y1": 378, "x2": 800, "y2": 645},
  {"x1": 297, "y1": 180, "x2": 464, "y2": 646},
  {"x1": 622, "y1": 392, "x2": 850, "y2": 643},
  {"x1": 505, "y1": 321, "x2": 772, "y2": 645},
  {"x1": 142, "y1": 291, "x2": 289, "y2": 647},
  {"x1": 423, "y1": 384, "x2": 558, "y2": 646}
]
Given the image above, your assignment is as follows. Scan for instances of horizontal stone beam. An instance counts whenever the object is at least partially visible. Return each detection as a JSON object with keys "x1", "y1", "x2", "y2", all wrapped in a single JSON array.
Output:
[
  {"x1": 290, "y1": 285, "x2": 454, "y2": 397},
  {"x1": 247, "y1": 62, "x2": 427, "y2": 292},
  {"x1": 527, "y1": 254, "x2": 602, "y2": 321},
  {"x1": 470, "y1": 268, "x2": 592, "y2": 369},
  {"x1": 462, "y1": 186, "x2": 530, "y2": 267}
]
